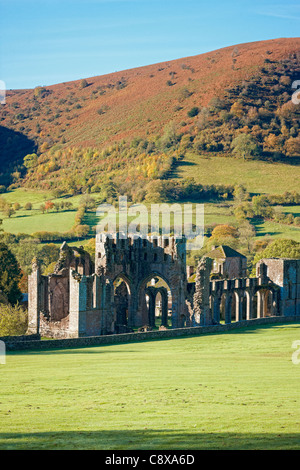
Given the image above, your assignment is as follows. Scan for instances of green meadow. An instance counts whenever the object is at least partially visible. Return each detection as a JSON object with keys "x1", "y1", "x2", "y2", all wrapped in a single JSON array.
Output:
[
  {"x1": 1, "y1": 189, "x2": 91, "y2": 236},
  {"x1": 1, "y1": 322, "x2": 300, "y2": 450},
  {"x1": 1, "y1": 153, "x2": 299, "y2": 243},
  {"x1": 2, "y1": 210, "x2": 76, "y2": 235},
  {"x1": 175, "y1": 153, "x2": 300, "y2": 194}
]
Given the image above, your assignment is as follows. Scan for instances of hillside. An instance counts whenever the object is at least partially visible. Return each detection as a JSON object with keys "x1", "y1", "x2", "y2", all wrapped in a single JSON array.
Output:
[{"x1": 0, "y1": 37, "x2": 299, "y2": 192}]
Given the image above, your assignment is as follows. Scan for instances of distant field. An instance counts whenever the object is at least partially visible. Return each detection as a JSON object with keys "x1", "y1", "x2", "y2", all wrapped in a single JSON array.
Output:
[
  {"x1": 0, "y1": 189, "x2": 100, "y2": 237},
  {"x1": 253, "y1": 218, "x2": 300, "y2": 242},
  {"x1": 3, "y1": 189, "x2": 53, "y2": 206},
  {"x1": 2, "y1": 189, "x2": 87, "y2": 209},
  {"x1": 1, "y1": 174, "x2": 300, "y2": 244},
  {"x1": 0, "y1": 323, "x2": 299, "y2": 450},
  {"x1": 204, "y1": 203, "x2": 236, "y2": 226},
  {"x1": 1, "y1": 183, "x2": 299, "y2": 243},
  {"x1": 175, "y1": 153, "x2": 300, "y2": 195},
  {"x1": 2, "y1": 210, "x2": 76, "y2": 235}
]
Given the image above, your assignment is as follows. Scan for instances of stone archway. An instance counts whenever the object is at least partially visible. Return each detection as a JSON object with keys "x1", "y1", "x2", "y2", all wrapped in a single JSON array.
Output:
[
  {"x1": 233, "y1": 291, "x2": 246, "y2": 322},
  {"x1": 138, "y1": 273, "x2": 173, "y2": 328},
  {"x1": 113, "y1": 274, "x2": 133, "y2": 332},
  {"x1": 262, "y1": 289, "x2": 274, "y2": 317}
]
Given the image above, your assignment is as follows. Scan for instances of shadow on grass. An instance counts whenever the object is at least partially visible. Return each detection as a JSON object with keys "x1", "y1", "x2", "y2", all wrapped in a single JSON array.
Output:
[
  {"x1": 0, "y1": 429, "x2": 299, "y2": 450},
  {"x1": 7, "y1": 322, "x2": 300, "y2": 356},
  {"x1": 175, "y1": 160, "x2": 197, "y2": 167}
]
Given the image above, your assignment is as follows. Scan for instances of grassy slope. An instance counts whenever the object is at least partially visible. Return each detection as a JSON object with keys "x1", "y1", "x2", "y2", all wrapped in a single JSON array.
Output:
[
  {"x1": 253, "y1": 218, "x2": 300, "y2": 242},
  {"x1": 175, "y1": 153, "x2": 300, "y2": 241},
  {"x1": 0, "y1": 38, "x2": 299, "y2": 244},
  {"x1": 175, "y1": 152, "x2": 300, "y2": 194},
  {"x1": 1, "y1": 189, "x2": 75, "y2": 234},
  {"x1": 0, "y1": 323, "x2": 300, "y2": 450},
  {"x1": 1, "y1": 38, "x2": 300, "y2": 151}
]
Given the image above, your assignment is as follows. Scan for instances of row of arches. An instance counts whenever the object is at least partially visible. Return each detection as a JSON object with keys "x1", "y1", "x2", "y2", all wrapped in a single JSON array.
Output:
[
  {"x1": 210, "y1": 288, "x2": 279, "y2": 324},
  {"x1": 113, "y1": 273, "x2": 175, "y2": 330},
  {"x1": 111, "y1": 275, "x2": 279, "y2": 331}
]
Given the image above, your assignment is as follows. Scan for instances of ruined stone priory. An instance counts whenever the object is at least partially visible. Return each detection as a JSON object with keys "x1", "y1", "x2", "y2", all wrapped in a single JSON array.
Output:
[{"x1": 27, "y1": 233, "x2": 300, "y2": 338}]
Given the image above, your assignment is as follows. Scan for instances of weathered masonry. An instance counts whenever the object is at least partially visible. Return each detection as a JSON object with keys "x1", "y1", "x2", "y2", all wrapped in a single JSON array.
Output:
[
  {"x1": 28, "y1": 234, "x2": 187, "y2": 337},
  {"x1": 27, "y1": 233, "x2": 300, "y2": 338}
]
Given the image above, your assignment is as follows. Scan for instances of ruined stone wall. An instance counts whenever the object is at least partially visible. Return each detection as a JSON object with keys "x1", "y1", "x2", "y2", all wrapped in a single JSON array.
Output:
[
  {"x1": 95, "y1": 233, "x2": 188, "y2": 329},
  {"x1": 223, "y1": 257, "x2": 247, "y2": 279},
  {"x1": 27, "y1": 237, "x2": 300, "y2": 339},
  {"x1": 193, "y1": 257, "x2": 213, "y2": 325},
  {"x1": 27, "y1": 244, "x2": 96, "y2": 338},
  {"x1": 257, "y1": 258, "x2": 300, "y2": 316}
]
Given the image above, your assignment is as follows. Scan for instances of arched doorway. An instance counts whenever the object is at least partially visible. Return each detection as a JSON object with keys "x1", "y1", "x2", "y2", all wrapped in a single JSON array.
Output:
[
  {"x1": 263, "y1": 289, "x2": 274, "y2": 317},
  {"x1": 232, "y1": 291, "x2": 246, "y2": 322}
]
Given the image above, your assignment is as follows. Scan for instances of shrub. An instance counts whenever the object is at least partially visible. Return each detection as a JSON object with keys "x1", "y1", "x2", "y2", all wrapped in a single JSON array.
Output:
[
  {"x1": 187, "y1": 107, "x2": 200, "y2": 118},
  {"x1": 0, "y1": 303, "x2": 28, "y2": 336},
  {"x1": 13, "y1": 202, "x2": 21, "y2": 211},
  {"x1": 34, "y1": 86, "x2": 49, "y2": 98},
  {"x1": 252, "y1": 239, "x2": 300, "y2": 273},
  {"x1": 24, "y1": 202, "x2": 32, "y2": 211},
  {"x1": 79, "y1": 79, "x2": 89, "y2": 89}
]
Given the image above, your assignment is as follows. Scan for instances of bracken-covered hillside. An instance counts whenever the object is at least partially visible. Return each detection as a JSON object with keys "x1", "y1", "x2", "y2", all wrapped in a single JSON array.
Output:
[{"x1": 0, "y1": 37, "x2": 299, "y2": 193}]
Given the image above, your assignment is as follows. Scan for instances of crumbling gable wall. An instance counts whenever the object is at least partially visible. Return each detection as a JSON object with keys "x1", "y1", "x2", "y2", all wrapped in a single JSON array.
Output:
[{"x1": 27, "y1": 243, "x2": 94, "y2": 338}]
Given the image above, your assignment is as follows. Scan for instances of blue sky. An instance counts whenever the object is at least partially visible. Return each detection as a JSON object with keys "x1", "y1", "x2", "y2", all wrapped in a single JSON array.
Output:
[{"x1": 0, "y1": 0, "x2": 299, "y2": 89}]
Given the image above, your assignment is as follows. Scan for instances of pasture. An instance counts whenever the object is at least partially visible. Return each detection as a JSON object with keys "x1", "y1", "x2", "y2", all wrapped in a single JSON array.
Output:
[{"x1": 0, "y1": 322, "x2": 300, "y2": 450}]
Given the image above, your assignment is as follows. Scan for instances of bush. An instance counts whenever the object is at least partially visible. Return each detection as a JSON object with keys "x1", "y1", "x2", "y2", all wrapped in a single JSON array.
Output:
[
  {"x1": 187, "y1": 107, "x2": 200, "y2": 118},
  {"x1": 0, "y1": 303, "x2": 28, "y2": 336},
  {"x1": 80, "y1": 79, "x2": 89, "y2": 89},
  {"x1": 294, "y1": 217, "x2": 300, "y2": 226},
  {"x1": 34, "y1": 86, "x2": 49, "y2": 98},
  {"x1": 252, "y1": 239, "x2": 300, "y2": 274}
]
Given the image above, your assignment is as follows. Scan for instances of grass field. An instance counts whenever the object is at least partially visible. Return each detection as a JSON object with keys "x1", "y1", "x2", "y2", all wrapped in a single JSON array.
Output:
[
  {"x1": 1, "y1": 322, "x2": 300, "y2": 450},
  {"x1": 1, "y1": 154, "x2": 299, "y2": 244},
  {"x1": 253, "y1": 218, "x2": 300, "y2": 242},
  {"x1": 0, "y1": 189, "x2": 92, "y2": 236},
  {"x1": 175, "y1": 153, "x2": 300, "y2": 194},
  {"x1": 2, "y1": 210, "x2": 76, "y2": 235}
]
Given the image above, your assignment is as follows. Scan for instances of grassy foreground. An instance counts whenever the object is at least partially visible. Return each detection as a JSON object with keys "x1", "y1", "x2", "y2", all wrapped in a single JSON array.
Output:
[{"x1": 0, "y1": 323, "x2": 300, "y2": 450}]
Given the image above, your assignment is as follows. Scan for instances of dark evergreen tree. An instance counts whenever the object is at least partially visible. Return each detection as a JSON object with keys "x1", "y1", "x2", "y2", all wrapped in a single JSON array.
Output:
[{"x1": 0, "y1": 242, "x2": 22, "y2": 304}]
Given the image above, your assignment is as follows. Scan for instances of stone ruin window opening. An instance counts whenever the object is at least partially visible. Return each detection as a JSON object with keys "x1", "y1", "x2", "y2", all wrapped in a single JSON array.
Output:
[
  {"x1": 113, "y1": 275, "x2": 131, "y2": 331},
  {"x1": 141, "y1": 274, "x2": 172, "y2": 329}
]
